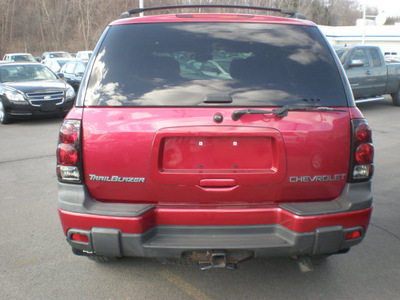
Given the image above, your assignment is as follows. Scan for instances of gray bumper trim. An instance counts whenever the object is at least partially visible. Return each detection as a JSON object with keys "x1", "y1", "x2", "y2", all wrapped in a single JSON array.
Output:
[
  {"x1": 68, "y1": 224, "x2": 364, "y2": 258},
  {"x1": 279, "y1": 182, "x2": 372, "y2": 216},
  {"x1": 59, "y1": 182, "x2": 372, "y2": 218},
  {"x1": 58, "y1": 182, "x2": 155, "y2": 217}
]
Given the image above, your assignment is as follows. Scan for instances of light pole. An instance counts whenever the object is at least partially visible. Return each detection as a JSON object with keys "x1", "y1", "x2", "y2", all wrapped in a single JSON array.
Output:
[
  {"x1": 362, "y1": 0, "x2": 366, "y2": 45},
  {"x1": 139, "y1": 0, "x2": 144, "y2": 17}
]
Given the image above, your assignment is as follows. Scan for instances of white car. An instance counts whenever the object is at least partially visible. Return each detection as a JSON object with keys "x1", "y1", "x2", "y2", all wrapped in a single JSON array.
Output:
[
  {"x1": 3, "y1": 53, "x2": 37, "y2": 62},
  {"x1": 42, "y1": 58, "x2": 73, "y2": 73},
  {"x1": 76, "y1": 51, "x2": 93, "y2": 60},
  {"x1": 41, "y1": 51, "x2": 71, "y2": 61}
]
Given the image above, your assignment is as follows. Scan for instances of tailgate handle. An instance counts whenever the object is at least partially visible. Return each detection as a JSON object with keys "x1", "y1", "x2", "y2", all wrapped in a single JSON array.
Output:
[{"x1": 199, "y1": 179, "x2": 237, "y2": 188}]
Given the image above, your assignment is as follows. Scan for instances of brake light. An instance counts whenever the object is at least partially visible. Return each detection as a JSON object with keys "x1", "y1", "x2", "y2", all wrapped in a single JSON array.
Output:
[
  {"x1": 57, "y1": 120, "x2": 82, "y2": 183},
  {"x1": 349, "y1": 119, "x2": 374, "y2": 182},
  {"x1": 59, "y1": 122, "x2": 78, "y2": 144},
  {"x1": 355, "y1": 123, "x2": 372, "y2": 143},
  {"x1": 355, "y1": 143, "x2": 374, "y2": 164},
  {"x1": 57, "y1": 144, "x2": 78, "y2": 165}
]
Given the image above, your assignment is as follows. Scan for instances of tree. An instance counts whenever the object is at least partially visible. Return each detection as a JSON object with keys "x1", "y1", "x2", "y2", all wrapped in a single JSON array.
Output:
[{"x1": 0, "y1": 0, "x2": 370, "y2": 57}]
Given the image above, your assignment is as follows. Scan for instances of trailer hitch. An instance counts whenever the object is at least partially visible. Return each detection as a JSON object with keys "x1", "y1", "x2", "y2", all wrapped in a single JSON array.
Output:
[
  {"x1": 183, "y1": 250, "x2": 253, "y2": 270},
  {"x1": 200, "y1": 250, "x2": 237, "y2": 270}
]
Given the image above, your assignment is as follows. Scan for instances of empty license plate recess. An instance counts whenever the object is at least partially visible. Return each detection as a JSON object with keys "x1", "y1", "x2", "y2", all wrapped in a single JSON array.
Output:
[
  {"x1": 149, "y1": 127, "x2": 287, "y2": 185},
  {"x1": 162, "y1": 136, "x2": 273, "y2": 170}
]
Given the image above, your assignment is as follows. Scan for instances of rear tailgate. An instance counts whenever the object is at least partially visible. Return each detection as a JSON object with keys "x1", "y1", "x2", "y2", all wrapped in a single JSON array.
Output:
[{"x1": 82, "y1": 107, "x2": 350, "y2": 206}]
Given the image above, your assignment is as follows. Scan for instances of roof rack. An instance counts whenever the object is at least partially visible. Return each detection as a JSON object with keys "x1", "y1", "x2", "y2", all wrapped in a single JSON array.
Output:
[{"x1": 119, "y1": 5, "x2": 307, "y2": 20}]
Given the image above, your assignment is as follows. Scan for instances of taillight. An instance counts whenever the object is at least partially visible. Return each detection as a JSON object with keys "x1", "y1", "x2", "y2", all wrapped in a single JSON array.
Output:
[
  {"x1": 57, "y1": 120, "x2": 82, "y2": 183},
  {"x1": 59, "y1": 122, "x2": 78, "y2": 144},
  {"x1": 349, "y1": 119, "x2": 374, "y2": 182},
  {"x1": 355, "y1": 143, "x2": 374, "y2": 164},
  {"x1": 355, "y1": 123, "x2": 372, "y2": 142},
  {"x1": 57, "y1": 144, "x2": 78, "y2": 165}
]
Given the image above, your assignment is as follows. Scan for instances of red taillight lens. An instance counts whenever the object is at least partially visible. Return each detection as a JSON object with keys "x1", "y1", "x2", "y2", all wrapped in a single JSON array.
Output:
[
  {"x1": 349, "y1": 119, "x2": 374, "y2": 182},
  {"x1": 57, "y1": 144, "x2": 78, "y2": 165},
  {"x1": 355, "y1": 123, "x2": 372, "y2": 143},
  {"x1": 355, "y1": 143, "x2": 374, "y2": 164},
  {"x1": 71, "y1": 234, "x2": 89, "y2": 243},
  {"x1": 57, "y1": 120, "x2": 82, "y2": 183},
  {"x1": 59, "y1": 122, "x2": 78, "y2": 144}
]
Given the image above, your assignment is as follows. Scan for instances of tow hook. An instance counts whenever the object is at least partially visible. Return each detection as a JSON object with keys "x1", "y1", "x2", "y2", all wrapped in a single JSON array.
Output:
[{"x1": 200, "y1": 250, "x2": 237, "y2": 271}]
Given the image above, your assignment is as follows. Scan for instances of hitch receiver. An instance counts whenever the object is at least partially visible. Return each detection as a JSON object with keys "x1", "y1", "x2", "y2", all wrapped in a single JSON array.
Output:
[
  {"x1": 200, "y1": 250, "x2": 237, "y2": 270},
  {"x1": 184, "y1": 249, "x2": 253, "y2": 270}
]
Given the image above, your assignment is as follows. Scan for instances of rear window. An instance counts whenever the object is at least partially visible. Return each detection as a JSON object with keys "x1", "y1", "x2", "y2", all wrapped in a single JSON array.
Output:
[
  {"x1": 14, "y1": 55, "x2": 36, "y2": 62},
  {"x1": 85, "y1": 22, "x2": 347, "y2": 107}
]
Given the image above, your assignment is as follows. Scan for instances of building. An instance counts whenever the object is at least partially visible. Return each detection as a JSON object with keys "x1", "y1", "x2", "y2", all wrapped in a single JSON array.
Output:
[{"x1": 319, "y1": 22, "x2": 400, "y2": 55}]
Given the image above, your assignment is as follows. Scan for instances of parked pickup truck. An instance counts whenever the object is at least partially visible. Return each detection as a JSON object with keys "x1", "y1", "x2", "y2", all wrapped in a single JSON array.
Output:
[{"x1": 335, "y1": 45, "x2": 400, "y2": 106}]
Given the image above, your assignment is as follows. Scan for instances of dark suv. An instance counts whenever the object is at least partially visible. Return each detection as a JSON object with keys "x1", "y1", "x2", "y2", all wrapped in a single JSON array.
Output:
[{"x1": 57, "y1": 5, "x2": 374, "y2": 270}]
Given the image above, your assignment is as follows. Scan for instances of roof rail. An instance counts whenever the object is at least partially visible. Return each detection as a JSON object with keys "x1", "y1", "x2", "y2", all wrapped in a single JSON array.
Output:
[{"x1": 119, "y1": 5, "x2": 307, "y2": 20}]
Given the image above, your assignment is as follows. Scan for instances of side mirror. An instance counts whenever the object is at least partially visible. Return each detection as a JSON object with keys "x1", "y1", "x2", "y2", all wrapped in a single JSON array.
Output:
[{"x1": 349, "y1": 59, "x2": 364, "y2": 68}]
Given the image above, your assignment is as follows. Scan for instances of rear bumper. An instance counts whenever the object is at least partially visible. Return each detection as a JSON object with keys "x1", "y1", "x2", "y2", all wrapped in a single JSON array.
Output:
[
  {"x1": 58, "y1": 182, "x2": 373, "y2": 258},
  {"x1": 66, "y1": 224, "x2": 367, "y2": 259}
]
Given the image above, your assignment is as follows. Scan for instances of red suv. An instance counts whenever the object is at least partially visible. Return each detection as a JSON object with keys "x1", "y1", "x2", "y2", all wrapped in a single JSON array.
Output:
[{"x1": 57, "y1": 5, "x2": 373, "y2": 270}]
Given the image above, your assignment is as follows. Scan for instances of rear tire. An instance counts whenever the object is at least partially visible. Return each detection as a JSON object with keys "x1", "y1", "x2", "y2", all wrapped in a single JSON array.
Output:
[
  {"x1": 0, "y1": 100, "x2": 12, "y2": 124},
  {"x1": 391, "y1": 87, "x2": 400, "y2": 106}
]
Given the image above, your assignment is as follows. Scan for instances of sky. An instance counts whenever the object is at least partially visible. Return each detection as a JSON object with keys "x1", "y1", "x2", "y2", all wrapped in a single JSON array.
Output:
[{"x1": 361, "y1": 0, "x2": 400, "y2": 17}]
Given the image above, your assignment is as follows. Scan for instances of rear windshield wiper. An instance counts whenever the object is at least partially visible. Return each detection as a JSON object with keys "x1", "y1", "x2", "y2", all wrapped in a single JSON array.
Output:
[
  {"x1": 231, "y1": 107, "x2": 288, "y2": 121},
  {"x1": 231, "y1": 105, "x2": 347, "y2": 121}
]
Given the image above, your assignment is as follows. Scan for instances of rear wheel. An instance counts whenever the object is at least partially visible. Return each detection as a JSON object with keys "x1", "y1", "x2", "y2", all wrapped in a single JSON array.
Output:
[
  {"x1": 391, "y1": 87, "x2": 400, "y2": 106},
  {"x1": 0, "y1": 100, "x2": 12, "y2": 124}
]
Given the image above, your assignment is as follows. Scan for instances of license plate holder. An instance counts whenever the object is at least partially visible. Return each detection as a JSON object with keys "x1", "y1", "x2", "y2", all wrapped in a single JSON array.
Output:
[{"x1": 40, "y1": 102, "x2": 57, "y2": 112}]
